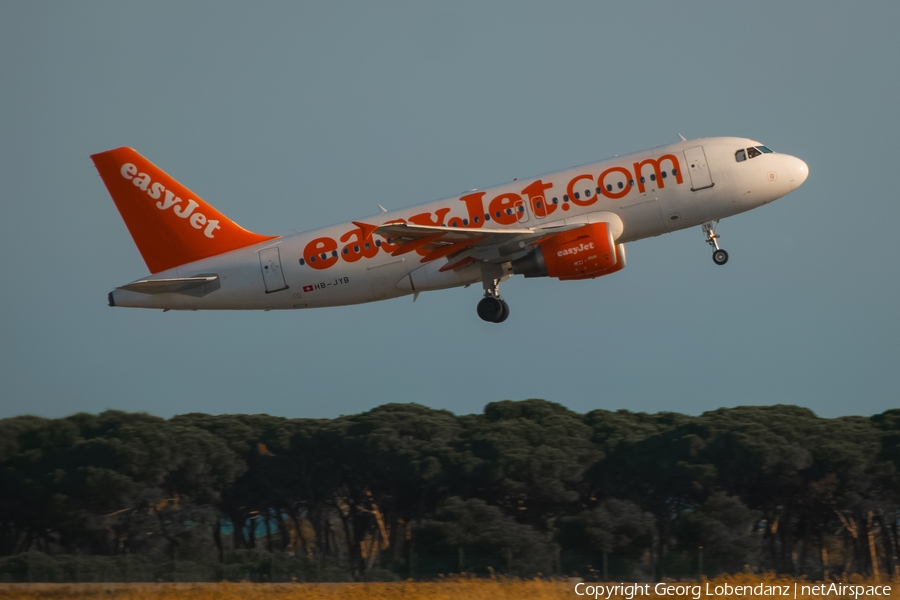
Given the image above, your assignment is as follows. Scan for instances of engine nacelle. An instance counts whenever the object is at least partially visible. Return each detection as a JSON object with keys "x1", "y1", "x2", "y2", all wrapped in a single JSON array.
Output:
[{"x1": 511, "y1": 222, "x2": 626, "y2": 280}]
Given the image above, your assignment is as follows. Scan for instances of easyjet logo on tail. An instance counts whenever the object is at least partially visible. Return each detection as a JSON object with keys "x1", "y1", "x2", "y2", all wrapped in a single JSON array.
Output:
[
  {"x1": 94, "y1": 146, "x2": 277, "y2": 274},
  {"x1": 119, "y1": 163, "x2": 221, "y2": 238}
]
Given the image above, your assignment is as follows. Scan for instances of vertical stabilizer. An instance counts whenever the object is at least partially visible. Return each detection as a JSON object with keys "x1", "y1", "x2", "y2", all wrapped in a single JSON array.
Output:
[{"x1": 92, "y1": 147, "x2": 277, "y2": 273}]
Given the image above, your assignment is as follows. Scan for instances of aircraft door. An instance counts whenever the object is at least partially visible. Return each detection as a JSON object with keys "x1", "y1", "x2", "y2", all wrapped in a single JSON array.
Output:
[
  {"x1": 683, "y1": 146, "x2": 714, "y2": 191},
  {"x1": 493, "y1": 196, "x2": 530, "y2": 223},
  {"x1": 515, "y1": 197, "x2": 530, "y2": 223},
  {"x1": 259, "y1": 247, "x2": 288, "y2": 293},
  {"x1": 528, "y1": 190, "x2": 550, "y2": 219}
]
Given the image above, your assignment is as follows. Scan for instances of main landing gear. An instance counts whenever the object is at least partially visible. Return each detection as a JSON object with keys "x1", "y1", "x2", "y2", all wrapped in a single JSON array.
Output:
[
  {"x1": 702, "y1": 220, "x2": 729, "y2": 265},
  {"x1": 477, "y1": 296, "x2": 509, "y2": 323},
  {"x1": 477, "y1": 272, "x2": 509, "y2": 323}
]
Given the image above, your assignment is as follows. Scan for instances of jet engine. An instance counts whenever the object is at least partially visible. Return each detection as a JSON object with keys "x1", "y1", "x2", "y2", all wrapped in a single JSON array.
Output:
[{"x1": 511, "y1": 222, "x2": 626, "y2": 280}]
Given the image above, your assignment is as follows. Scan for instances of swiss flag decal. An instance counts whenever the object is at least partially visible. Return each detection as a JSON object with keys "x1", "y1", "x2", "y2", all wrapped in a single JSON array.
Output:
[{"x1": 302, "y1": 285, "x2": 314, "y2": 293}]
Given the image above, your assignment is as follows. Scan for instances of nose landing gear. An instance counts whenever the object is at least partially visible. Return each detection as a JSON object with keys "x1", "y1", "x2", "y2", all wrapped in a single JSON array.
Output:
[{"x1": 702, "y1": 220, "x2": 728, "y2": 265}]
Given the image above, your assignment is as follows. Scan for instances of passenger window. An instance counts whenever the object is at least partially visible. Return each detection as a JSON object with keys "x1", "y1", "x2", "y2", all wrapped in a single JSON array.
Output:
[
  {"x1": 748, "y1": 147, "x2": 762, "y2": 159},
  {"x1": 735, "y1": 149, "x2": 747, "y2": 162}
]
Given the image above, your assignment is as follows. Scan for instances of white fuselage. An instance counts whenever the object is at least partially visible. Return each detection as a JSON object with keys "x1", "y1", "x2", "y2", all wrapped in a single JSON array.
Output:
[{"x1": 109, "y1": 137, "x2": 808, "y2": 310}]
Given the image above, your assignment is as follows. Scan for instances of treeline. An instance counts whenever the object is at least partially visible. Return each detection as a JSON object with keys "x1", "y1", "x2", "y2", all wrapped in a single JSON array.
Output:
[{"x1": 1, "y1": 401, "x2": 898, "y2": 582}]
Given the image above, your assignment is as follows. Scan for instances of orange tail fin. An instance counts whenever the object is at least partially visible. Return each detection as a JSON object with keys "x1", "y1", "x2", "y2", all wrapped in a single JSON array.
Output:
[{"x1": 92, "y1": 147, "x2": 277, "y2": 273}]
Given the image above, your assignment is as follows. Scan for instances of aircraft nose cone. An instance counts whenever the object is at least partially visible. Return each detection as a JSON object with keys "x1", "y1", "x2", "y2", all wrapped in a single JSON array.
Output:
[{"x1": 788, "y1": 156, "x2": 809, "y2": 190}]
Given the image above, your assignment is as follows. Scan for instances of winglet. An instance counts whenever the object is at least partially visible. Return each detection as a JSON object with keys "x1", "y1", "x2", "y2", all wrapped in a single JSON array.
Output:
[
  {"x1": 92, "y1": 147, "x2": 277, "y2": 273},
  {"x1": 352, "y1": 221, "x2": 380, "y2": 242}
]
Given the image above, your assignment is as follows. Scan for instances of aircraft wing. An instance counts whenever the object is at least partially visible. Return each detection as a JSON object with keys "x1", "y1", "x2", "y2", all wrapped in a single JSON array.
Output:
[{"x1": 369, "y1": 221, "x2": 584, "y2": 271}]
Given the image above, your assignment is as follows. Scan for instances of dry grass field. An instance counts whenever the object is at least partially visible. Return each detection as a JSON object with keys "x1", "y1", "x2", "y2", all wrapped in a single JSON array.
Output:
[{"x1": 0, "y1": 575, "x2": 896, "y2": 600}]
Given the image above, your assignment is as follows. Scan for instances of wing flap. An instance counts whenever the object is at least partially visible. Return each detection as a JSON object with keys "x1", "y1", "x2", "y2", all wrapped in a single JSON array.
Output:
[
  {"x1": 375, "y1": 222, "x2": 535, "y2": 244},
  {"x1": 373, "y1": 222, "x2": 577, "y2": 266}
]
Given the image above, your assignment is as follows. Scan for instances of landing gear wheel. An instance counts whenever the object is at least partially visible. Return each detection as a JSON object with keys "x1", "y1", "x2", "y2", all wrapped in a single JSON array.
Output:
[
  {"x1": 495, "y1": 299, "x2": 509, "y2": 323},
  {"x1": 702, "y1": 220, "x2": 729, "y2": 265},
  {"x1": 478, "y1": 265, "x2": 511, "y2": 323},
  {"x1": 477, "y1": 297, "x2": 505, "y2": 322},
  {"x1": 476, "y1": 297, "x2": 510, "y2": 323}
]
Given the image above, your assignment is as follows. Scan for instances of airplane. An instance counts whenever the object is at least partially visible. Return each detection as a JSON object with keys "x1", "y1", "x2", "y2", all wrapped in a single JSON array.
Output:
[{"x1": 93, "y1": 136, "x2": 808, "y2": 323}]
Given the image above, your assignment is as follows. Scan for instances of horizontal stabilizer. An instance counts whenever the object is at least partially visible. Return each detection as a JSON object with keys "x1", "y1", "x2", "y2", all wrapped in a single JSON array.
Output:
[{"x1": 117, "y1": 276, "x2": 219, "y2": 295}]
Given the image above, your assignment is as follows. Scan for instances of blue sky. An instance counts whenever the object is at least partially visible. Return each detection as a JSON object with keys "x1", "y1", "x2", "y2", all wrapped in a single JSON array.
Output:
[{"x1": 1, "y1": 2, "x2": 898, "y2": 421}]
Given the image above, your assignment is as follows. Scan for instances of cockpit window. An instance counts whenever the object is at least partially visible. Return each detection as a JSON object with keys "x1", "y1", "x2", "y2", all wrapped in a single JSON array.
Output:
[{"x1": 737, "y1": 146, "x2": 773, "y2": 162}]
